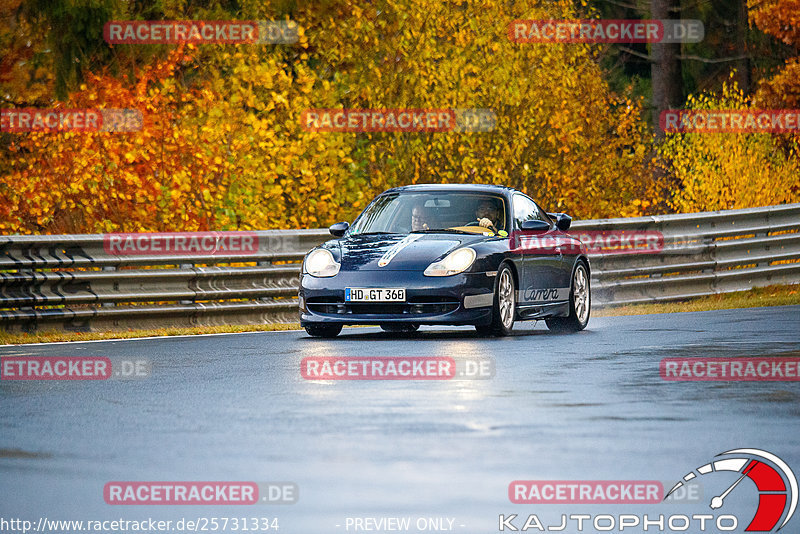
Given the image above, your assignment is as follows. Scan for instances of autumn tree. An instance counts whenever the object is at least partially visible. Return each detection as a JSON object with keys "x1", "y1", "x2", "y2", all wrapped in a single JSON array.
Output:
[
  {"x1": 658, "y1": 79, "x2": 800, "y2": 212},
  {"x1": 748, "y1": 0, "x2": 800, "y2": 116},
  {"x1": 2, "y1": 0, "x2": 667, "y2": 234}
]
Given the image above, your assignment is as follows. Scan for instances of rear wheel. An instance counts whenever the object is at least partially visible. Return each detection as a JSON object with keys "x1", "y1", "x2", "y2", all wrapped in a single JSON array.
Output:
[
  {"x1": 304, "y1": 324, "x2": 343, "y2": 338},
  {"x1": 380, "y1": 324, "x2": 419, "y2": 334},
  {"x1": 546, "y1": 262, "x2": 590, "y2": 332},
  {"x1": 476, "y1": 264, "x2": 515, "y2": 336}
]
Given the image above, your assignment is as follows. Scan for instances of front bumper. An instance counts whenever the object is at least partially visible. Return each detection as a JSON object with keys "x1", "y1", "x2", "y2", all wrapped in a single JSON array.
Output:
[{"x1": 299, "y1": 270, "x2": 494, "y2": 326}]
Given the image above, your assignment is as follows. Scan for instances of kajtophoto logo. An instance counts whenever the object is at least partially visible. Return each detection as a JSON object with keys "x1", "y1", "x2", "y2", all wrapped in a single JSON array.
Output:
[
  {"x1": 665, "y1": 449, "x2": 797, "y2": 532},
  {"x1": 500, "y1": 449, "x2": 796, "y2": 532}
]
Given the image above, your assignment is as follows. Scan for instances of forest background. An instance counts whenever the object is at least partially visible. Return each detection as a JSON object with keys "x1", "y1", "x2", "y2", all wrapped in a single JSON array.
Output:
[{"x1": 1, "y1": 0, "x2": 798, "y2": 234}]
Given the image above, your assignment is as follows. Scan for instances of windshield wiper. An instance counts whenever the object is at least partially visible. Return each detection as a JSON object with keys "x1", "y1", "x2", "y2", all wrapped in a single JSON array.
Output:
[{"x1": 410, "y1": 228, "x2": 472, "y2": 234}]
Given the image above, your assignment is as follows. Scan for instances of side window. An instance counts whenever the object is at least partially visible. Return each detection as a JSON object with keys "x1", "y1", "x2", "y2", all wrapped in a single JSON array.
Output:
[
  {"x1": 513, "y1": 194, "x2": 548, "y2": 229},
  {"x1": 533, "y1": 201, "x2": 553, "y2": 225}
]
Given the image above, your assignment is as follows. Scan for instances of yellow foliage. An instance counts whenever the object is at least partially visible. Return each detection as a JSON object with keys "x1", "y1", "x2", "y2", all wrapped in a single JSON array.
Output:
[
  {"x1": 658, "y1": 79, "x2": 800, "y2": 213},
  {"x1": 1, "y1": 0, "x2": 672, "y2": 234}
]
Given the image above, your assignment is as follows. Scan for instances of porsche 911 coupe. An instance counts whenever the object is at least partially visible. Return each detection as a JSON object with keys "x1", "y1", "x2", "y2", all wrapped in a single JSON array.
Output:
[{"x1": 299, "y1": 184, "x2": 590, "y2": 337}]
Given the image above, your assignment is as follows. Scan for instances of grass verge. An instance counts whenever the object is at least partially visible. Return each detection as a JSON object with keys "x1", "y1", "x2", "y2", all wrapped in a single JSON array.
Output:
[
  {"x1": 0, "y1": 322, "x2": 303, "y2": 346},
  {"x1": 593, "y1": 283, "x2": 799, "y2": 316},
  {"x1": 0, "y1": 284, "x2": 797, "y2": 345}
]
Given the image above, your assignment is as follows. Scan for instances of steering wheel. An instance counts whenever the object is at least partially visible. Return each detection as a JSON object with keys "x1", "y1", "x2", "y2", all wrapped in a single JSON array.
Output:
[{"x1": 465, "y1": 220, "x2": 498, "y2": 233}]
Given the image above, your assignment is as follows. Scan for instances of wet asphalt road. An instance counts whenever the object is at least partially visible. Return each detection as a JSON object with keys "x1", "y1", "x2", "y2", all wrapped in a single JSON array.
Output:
[{"x1": 1, "y1": 305, "x2": 799, "y2": 533}]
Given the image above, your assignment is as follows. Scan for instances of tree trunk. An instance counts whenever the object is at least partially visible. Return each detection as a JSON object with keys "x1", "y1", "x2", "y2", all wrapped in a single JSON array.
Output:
[
  {"x1": 735, "y1": 0, "x2": 751, "y2": 93},
  {"x1": 651, "y1": 0, "x2": 683, "y2": 138}
]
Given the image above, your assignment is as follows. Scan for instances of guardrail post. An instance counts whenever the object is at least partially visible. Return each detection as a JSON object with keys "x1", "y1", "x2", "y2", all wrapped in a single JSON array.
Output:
[
  {"x1": 180, "y1": 263, "x2": 194, "y2": 305},
  {"x1": 257, "y1": 261, "x2": 273, "y2": 302},
  {"x1": 101, "y1": 266, "x2": 116, "y2": 307},
  {"x1": 17, "y1": 267, "x2": 36, "y2": 310},
  {"x1": 702, "y1": 233, "x2": 716, "y2": 274},
  {"x1": 13, "y1": 267, "x2": 37, "y2": 333},
  {"x1": 756, "y1": 230, "x2": 770, "y2": 268}
]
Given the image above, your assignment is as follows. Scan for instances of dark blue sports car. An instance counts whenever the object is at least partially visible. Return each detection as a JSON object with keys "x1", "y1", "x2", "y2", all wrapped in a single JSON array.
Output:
[{"x1": 299, "y1": 184, "x2": 590, "y2": 337}]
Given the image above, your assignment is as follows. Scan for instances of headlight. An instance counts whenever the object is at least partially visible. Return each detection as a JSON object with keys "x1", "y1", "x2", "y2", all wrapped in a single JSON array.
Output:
[
  {"x1": 424, "y1": 247, "x2": 476, "y2": 277},
  {"x1": 304, "y1": 249, "x2": 340, "y2": 277}
]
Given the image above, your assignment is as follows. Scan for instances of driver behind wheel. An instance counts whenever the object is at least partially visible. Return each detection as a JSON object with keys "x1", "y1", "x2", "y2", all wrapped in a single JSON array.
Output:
[
  {"x1": 411, "y1": 202, "x2": 433, "y2": 231},
  {"x1": 475, "y1": 199, "x2": 500, "y2": 229}
]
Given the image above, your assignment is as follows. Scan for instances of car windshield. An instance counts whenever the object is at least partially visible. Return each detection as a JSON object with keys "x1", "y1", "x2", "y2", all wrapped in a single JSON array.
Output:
[{"x1": 349, "y1": 192, "x2": 508, "y2": 235}]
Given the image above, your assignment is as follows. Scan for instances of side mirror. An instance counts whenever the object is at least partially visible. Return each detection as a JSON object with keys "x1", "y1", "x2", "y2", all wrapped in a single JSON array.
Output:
[
  {"x1": 548, "y1": 212, "x2": 572, "y2": 231},
  {"x1": 520, "y1": 220, "x2": 551, "y2": 232},
  {"x1": 329, "y1": 222, "x2": 349, "y2": 237}
]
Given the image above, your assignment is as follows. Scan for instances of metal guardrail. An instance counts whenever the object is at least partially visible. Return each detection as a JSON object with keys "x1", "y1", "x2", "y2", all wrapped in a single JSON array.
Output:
[
  {"x1": 1, "y1": 204, "x2": 798, "y2": 332},
  {"x1": 578, "y1": 203, "x2": 800, "y2": 305}
]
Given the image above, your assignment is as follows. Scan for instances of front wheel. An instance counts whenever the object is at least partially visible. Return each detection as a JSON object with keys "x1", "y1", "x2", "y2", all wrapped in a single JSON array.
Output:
[
  {"x1": 476, "y1": 264, "x2": 516, "y2": 336},
  {"x1": 304, "y1": 324, "x2": 343, "y2": 338},
  {"x1": 546, "y1": 262, "x2": 590, "y2": 333}
]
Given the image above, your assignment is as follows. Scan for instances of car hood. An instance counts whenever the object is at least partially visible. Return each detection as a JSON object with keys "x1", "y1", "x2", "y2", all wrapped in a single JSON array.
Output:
[{"x1": 334, "y1": 233, "x2": 485, "y2": 271}]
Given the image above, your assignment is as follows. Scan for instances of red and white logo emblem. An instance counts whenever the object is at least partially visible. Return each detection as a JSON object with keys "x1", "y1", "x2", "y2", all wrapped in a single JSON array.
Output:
[{"x1": 666, "y1": 448, "x2": 797, "y2": 531}]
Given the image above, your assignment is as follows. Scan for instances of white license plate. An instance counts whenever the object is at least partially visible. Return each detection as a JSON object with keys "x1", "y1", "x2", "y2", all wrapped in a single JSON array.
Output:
[{"x1": 345, "y1": 288, "x2": 406, "y2": 302}]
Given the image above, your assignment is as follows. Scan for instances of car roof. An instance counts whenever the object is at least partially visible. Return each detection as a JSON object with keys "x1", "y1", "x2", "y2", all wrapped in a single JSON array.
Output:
[{"x1": 384, "y1": 183, "x2": 518, "y2": 196}]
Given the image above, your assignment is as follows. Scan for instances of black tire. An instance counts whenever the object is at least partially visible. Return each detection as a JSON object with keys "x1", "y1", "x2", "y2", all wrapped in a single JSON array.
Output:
[
  {"x1": 304, "y1": 324, "x2": 343, "y2": 338},
  {"x1": 475, "y1": 264, "x2": 516, "y2": 336},
  {"x1": 546, "y1": 262, "x2": 590, "y2": 333},
  {"x1": 380, "y1": 324, "x2": 420, "y2": 333}
]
